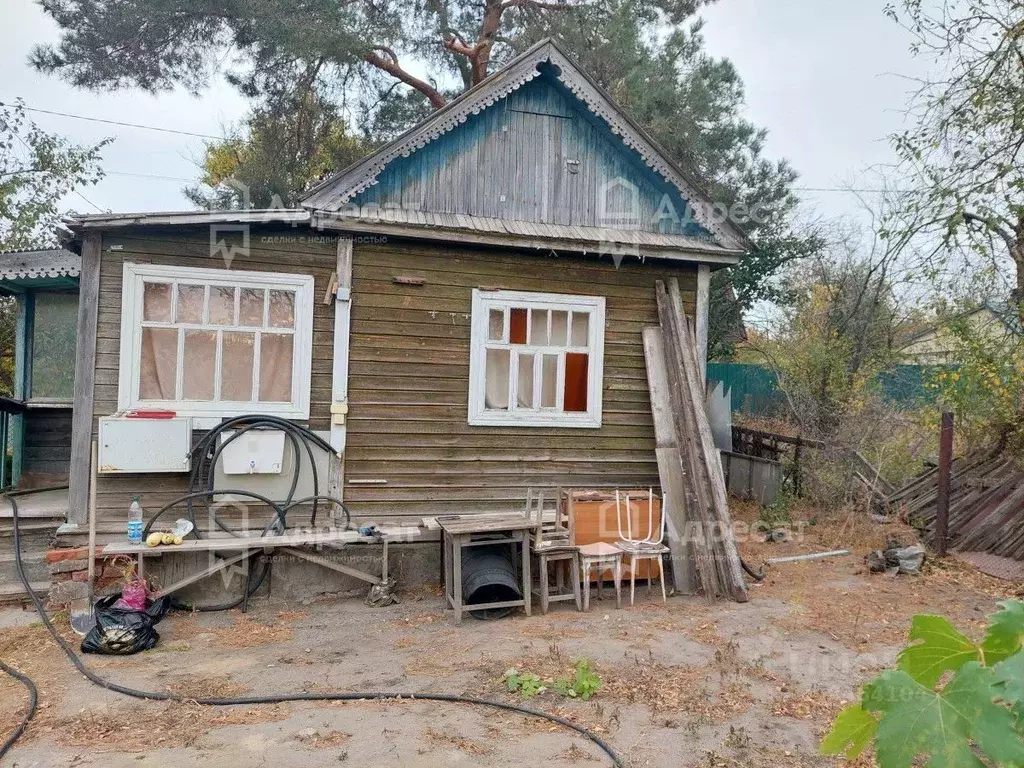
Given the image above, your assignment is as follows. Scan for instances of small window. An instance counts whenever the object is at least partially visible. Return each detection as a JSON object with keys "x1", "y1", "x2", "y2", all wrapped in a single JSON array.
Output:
[
  {"x1": 118, "y1": 263, "x2": 315, "y2": 420},
  {"x1": 468, "y1": 289, "x2": 605, "y2": 428}
]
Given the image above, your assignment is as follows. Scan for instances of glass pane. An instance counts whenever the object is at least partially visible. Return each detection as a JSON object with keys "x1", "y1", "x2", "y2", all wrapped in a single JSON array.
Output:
[
  {"x1": 564, "y1": 352, "x2": 589, "y2": 412},
  {"x1": 239, "y1": 288, "x2": 265, "y2": 326},
  {"x1": 182, "y1": 330, "x2": 216, "y2": 400},
  {"x1": 570, "y1": 312, "x2": 589, "y2": 346},
  {"x1": 139, "y1": 327, "x2": 178, "y2": 400},
  {"x1": 487, "y1": 308, "x2": 504, "y2": 342},
  {"x1": 517, "y1": 353, "x2": 534, "y2": 408},
  {"x1": 268, "y1": 290, "x2": 295, "y2": 329},
  {"x1": 484, "y1": 347, "x2": 510, "y2": 410},
  {"x1": 259, "y1": 333, "x2": 293, "y2": 401},
  {"x1": 551, "y1": 310, "x2": 568, "y2": 346},
  {"x1": 176, "y1": 284, "x2": 204, "y2": 324},
  {"x1": 529, "y1": 309, "x2": 549, "y2": 345},
  {"x1": 142, "y1": 283, "x2": 172, "y2": 322},
  {"x1": 221, "y1": 332, "x2": 255, "y2": 401},
  {"x1": 209, "y1": 286, "x2": 235, "y2": 325},
  {"x1": 29, "y1": 292, "x2": 77, "y2": 399},
  {"x1": 509, "y1": 308, "x2": 527, "y2": 344},
  {"x1": 541, "y1": 354, "x2": 558, "y2": 408}
]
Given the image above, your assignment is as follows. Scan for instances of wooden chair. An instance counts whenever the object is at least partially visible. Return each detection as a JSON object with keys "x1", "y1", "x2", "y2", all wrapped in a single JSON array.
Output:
[{"x1": 526, "y1": 488, "x2": 581, "y2": 613}]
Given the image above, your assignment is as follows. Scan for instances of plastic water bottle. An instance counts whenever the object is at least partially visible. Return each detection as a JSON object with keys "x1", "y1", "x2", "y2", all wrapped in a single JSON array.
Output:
[{"x1": 128, "y1": 496, "x2": 144, "y2": 544}]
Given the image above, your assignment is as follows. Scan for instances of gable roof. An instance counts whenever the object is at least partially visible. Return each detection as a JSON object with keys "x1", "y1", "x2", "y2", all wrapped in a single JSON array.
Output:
[{"x1": 301, "y1": 38, "x2": 752, "y2": 254}]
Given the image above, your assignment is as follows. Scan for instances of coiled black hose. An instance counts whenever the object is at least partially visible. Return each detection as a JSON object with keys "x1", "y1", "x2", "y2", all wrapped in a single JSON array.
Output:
[
  {"x1": 0, "y1": 489, "x2": 624, "y2": 767},
  {"x1": 140, "y1": 417, "x2": 350, "y2": 611}
]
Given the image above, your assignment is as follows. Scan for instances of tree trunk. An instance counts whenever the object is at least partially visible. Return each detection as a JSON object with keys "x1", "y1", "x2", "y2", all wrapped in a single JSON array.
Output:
[{"x1": 1013, "y1": 214, "x2": 1024, "y2": 329}]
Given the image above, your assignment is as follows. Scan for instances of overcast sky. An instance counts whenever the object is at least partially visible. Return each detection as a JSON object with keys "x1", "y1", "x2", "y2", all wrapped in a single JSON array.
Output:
[{"x1": 1, "y1": 0, "x2": 925, "y2": 223}]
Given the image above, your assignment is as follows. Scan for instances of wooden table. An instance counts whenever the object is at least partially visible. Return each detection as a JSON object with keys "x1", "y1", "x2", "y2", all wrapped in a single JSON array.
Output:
[
  {"x1": 103, "y1": 526, "x2": 419, "y2": 598},
  {"x1": 437, "y1": 513, "x2": 538, "y2": 624}
]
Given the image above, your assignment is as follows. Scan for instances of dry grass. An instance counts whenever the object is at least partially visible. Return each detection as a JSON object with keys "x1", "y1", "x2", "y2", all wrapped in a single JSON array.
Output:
[
  {"x1": 296, "y1": 729, "x2": 351, "y2": 748},
  {"x1": 205, "y1": 613, "x2": 294, "y2": 649},
  {"x1": 423, "y1": 728, "x2": 493, "y2": 756},
  {"x1": 163, "y1": 675, "x2": 249, "y2": 700},
  {"x1": 769, "y1": 690, "x2": 846, "y2": 722},
  {"x1": 59, "y1": 702, "x2": 292, "y2": 752}
]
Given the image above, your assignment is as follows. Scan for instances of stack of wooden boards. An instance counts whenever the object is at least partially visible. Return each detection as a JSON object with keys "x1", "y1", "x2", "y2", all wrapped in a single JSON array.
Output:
[
  {"x1": 642, "y1": 278, "x2": 748, "y2": 603},
  {"x1": 885, "y1": 448, "x2": 1024, "y2": 561}
]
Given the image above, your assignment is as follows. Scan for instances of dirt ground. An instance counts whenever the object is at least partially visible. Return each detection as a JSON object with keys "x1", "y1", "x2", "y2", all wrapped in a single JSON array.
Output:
[{"x1": 1, "y1": 504, "x2": 1019, "y2": 767}]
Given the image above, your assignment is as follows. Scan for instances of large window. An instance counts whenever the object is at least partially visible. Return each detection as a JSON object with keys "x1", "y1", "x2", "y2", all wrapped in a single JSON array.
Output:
[
  {"x1": 468, "y1": 289, "x2": 605, "y2": 428},
  {"x1": 30, "y1": 291, "x2": 78, "y2": 401},
  {"x1": 118, "y1": 263, "x2": 314, "y2": 420}
]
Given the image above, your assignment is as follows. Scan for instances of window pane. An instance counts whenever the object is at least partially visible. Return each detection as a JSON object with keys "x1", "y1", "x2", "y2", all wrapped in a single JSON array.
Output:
[
  {"x1": 139, "y1": 327, "x2": 177, "y2": 400},
  {"x1": 484, "y1": 347, "x2": 510, "y2": 410},
  {"x1": 259, "y1": 333, "x2": 293, "y2": 401},
  {"x1": 529, "y1": 309, "x2": 549, "y2": 345},
  {"x1": 564, "y1": 353, "x2": 589, "y2": 412},
  {"x1": 176, "y1": 284, "x2": 204, "y2": 324},
  {"x1": 182, "y1": 330, "x2": 216, "y2": 400},
  {"x1": 517, "y1": 353, "x2": 534, "y2": 408},
  {"x1": 221, "y1": 332, "x2": 255, "y2": 401},
  {"x1": 268, "y1": 290, "x2": 295, "y2": 329},
  {"x1": 541, "y1": 354, "x2": 558, "y2": 408},
  {"x1": 30, "y1": 292, "x2": 77, "y2": 399},
  {"x1": 551, "y1": 311, "x2": 568, "y2": 346},
  {"x1": 487, "y1": 308, "x2": 504, "y2": 342},
  {"x1": 209, "y1": 286, "x2": 235, "y2": 325},
  {"x1": 143, "y1": 283, "x2": 172, "y2": 322},
  {"x1": 239, "y1": 288, "x2": 265, "y2": 326},
  {"x1": 509, "y1": 308, "x2": 527, "y2": 344},
  {"x1": 570, "y1": 312, "x2": 589, "y2": 346}
]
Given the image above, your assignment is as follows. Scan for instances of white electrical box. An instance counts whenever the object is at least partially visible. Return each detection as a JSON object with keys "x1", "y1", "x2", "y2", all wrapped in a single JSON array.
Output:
[
  {"x1": 213, "y1": 430, "x2": 331, "y2": 504},
  {"x1": 98, "y1": 417, "x2": 192, "y2": 474},
  {"x1": 219, "y1": 430, "x2": 286, "y2": 474}
]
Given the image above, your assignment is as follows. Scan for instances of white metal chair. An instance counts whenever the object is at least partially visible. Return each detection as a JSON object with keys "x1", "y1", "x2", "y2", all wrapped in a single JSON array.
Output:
[{"x1": 615, "y1": 489, "x2": 669, "y2": 605}]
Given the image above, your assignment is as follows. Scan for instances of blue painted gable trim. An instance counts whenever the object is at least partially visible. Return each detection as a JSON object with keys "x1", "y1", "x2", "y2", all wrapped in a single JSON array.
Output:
[{"x1": 351, "y1": 68, "x2": 713, "y2": 239}]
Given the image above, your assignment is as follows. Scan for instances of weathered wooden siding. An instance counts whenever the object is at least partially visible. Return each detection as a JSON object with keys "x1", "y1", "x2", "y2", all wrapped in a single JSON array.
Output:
[
  {"x1": 353, "y1": 72, "x2": 707, "y2": 238},
  {"x1": 344, "y1": 240, "x2": 697, "y2": 519},
  {"x1": 90, "y1": 228, "x2": 337, "y2": 527},
  {"x1": 22, "y1": 407, "x2": 73, "y2": 482}
]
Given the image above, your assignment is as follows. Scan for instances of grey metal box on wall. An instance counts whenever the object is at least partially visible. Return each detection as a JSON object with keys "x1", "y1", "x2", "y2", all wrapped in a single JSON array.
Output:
[
  {"x1": 212, "y1": 430, "x2": 331, "y2": 505},
  {"x1": 98, "y1": 417, "x2": 192, "y2": 474}
]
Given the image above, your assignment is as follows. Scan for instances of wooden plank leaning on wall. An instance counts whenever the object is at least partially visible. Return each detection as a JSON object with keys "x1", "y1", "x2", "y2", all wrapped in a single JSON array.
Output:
[{"x1": 68, "y1": 232, "x2": 101, "y2": 526}]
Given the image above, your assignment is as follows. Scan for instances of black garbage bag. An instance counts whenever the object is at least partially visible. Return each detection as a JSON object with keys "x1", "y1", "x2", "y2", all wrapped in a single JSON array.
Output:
[{"x1": 81, "y1": 594, "x2": 172, "y2": 655}]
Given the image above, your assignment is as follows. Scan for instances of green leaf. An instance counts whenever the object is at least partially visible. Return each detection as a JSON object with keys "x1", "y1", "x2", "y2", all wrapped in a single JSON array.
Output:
[
  {"x1": 898, "y1": 614, "x2": 980, "y2": 687},
  {"x1": 981, "y1": 599, "x2": 1024, "y2": 666},
  {"x1": 864, "y1": 664, "x2": 1024, "y2": 768},
  {"x1": 992, "y1": 651, "x2": 1024, "y2": 713},
  {"x1": 820, "y1": 704, "x2": 878, "y2": 759}
]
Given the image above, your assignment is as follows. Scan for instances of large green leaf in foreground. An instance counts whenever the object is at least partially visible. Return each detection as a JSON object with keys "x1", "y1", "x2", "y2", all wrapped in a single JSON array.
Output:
[
  {"x1": 864, "y1": 663, "x2": 1024, "y2": 767},
  {"x1": 897, "y1": 614, "x2": 981, "y2": 687}
]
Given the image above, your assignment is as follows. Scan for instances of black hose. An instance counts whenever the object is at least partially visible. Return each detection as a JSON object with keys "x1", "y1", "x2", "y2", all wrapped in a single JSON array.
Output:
[
  {"x1": 141, "y1": 418, "x2": 350, "y2": 611},
  {"x1": 1, "y1": 488, "x2": 625, "y2": 767},
  {"x1": 0, "y1": 659, "x2": 37, "y2": 758},
  {"x1": 741, "y1": 558, "x2": 766, "y2": 581}
]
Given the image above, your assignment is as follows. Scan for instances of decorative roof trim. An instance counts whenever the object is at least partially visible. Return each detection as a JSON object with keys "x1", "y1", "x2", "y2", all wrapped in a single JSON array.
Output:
[
  {"x1": 300, "y1": 39, "x2": 750, "y2": 250},
  {"x1": 0, "y1": 249, "x2": 81, "y2": 282}
]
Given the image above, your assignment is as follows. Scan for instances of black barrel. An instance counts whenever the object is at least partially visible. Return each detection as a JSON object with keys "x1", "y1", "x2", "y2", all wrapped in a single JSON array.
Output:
[{"x1": 461, "y1": 543, "x2": 522, "y2": 620}]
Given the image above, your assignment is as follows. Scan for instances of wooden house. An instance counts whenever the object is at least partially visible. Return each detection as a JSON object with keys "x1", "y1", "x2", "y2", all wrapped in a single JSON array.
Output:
[{"x1": 53, "y1": 40, "x2": 751, "y2": 595}]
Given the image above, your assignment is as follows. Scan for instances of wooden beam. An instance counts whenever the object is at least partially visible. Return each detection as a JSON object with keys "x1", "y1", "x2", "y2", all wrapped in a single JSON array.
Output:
[
  {"x1": 695, "y1": 264, "x2": 710, "y2": 385},
  {"x1": 642, "y1": 327, "x2": 695, "y2": 594},
  {"x1": 68, "y1": 233, "x2": 101, "y2": 526}
]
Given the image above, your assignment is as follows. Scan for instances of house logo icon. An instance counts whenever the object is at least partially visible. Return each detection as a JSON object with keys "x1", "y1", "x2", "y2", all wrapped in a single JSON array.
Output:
[
  {"x1": 597, "y1": 177, "x2": 641, "y2": 228},
  {"x1": 210, "y1": 224, "x2": 250, "y2": 268}
]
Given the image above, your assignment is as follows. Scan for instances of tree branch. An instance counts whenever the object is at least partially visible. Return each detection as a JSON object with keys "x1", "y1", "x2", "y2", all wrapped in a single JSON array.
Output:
[
  {"x1": 364, "y1": 50, "x2": 447, "y2": 109},
  {"x1": 962, "y1": 211, "x2": 1017, "y2": 254}
]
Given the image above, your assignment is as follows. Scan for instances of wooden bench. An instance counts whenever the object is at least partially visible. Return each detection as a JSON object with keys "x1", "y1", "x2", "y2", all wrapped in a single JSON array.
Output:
[{"x1": 102, "y1": 526, "x2": 420, "y2": 598}]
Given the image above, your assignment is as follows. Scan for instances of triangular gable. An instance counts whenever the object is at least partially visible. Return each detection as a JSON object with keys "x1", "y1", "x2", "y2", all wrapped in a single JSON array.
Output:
[{"x1": 302, "y1": 39, "x2": 750, "y2": 251}]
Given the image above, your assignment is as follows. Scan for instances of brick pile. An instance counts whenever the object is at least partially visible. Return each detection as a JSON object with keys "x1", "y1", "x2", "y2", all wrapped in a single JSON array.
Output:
[{"x1": 46, "y1": 547, "x2": 127, "y2": 604}]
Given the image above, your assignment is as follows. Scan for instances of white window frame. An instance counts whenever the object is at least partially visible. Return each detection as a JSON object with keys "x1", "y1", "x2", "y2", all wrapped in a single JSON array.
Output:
[
  {"x1": 468, "y1": 289, "x2": 605, "y2": 428},
  {"x1": 117, "y1": 262, "x2": 315, "y2": 421}
]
